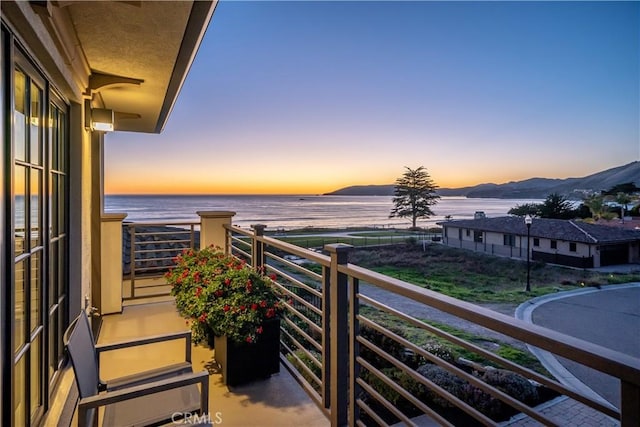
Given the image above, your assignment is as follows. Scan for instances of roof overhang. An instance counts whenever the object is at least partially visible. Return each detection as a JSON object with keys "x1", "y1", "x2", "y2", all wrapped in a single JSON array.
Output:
[
  {"x1": 21, "y1": 0, "x2": 216, "y2": 133},
  {"x1": 75, "y1": 0, "x2": 216, "y2": 133}
]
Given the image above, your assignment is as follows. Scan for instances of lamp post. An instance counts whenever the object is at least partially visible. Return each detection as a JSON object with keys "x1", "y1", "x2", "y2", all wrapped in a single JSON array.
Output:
[{"x1": 525, "y1": 215, "x2": 532, "y2": 292}]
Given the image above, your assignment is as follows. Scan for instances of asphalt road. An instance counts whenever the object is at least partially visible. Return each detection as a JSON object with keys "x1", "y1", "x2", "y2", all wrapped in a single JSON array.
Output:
[{"x1": 530, "y1": 285, "x2": 640, "y2": 408}]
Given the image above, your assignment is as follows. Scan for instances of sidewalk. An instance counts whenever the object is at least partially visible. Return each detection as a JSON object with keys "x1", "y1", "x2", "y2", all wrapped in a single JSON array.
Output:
[{"x1": 500, "y1": 396, "x2": 618, "y2": 426}]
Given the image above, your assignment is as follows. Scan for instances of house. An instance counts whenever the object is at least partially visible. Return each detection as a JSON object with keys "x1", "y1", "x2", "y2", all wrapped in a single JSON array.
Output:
[
  {"x1": 438, "y1": 216, "x2": 640, "y2": 268},
  {"x1": 1, "y1": 2, "x2": 216, "y2": 425}
]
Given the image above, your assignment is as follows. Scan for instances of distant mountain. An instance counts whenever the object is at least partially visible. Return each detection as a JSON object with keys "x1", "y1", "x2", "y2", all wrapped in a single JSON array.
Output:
[
  {"x1": 324, "y1": 185, "x2": 395, "y2": 196},
  {"x1": 325, "y1": 161, "x2": 640, "y2": 199}
]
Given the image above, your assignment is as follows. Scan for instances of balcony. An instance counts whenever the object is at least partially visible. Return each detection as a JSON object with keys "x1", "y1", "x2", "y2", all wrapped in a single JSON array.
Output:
[
  {"x1": 84, "y1": 211, "x2": 640, "y2": 426},
  {"x1": 96, "y1": 301, "x2": 329, "y2": 426}
]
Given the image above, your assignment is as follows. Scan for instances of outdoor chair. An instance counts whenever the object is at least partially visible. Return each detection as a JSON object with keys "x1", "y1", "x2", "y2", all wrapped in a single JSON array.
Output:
[{"x1": 64, "y1": 311, "x2": 210, "y2": 427}]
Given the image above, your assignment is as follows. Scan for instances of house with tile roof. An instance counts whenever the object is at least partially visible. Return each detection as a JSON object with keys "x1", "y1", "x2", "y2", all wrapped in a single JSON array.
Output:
[{"x1": 437, "y1": 216, "x2": 640, "y2": 268}]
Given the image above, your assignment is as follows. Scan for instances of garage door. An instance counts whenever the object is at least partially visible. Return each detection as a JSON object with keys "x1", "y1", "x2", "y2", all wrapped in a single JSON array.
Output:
[{"x1": 600, "y1": 244, "x2": 628, "y2": 266}]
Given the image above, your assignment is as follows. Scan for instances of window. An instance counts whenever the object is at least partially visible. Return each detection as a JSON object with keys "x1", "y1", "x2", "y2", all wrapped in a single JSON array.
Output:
[
  {"x1": 466, "y1": 229, "x2": 470, "y2": 237},
  {"x1": 533, "y1": 238, "x2": 540, "y2": 247},
  {"x1": 551, "y1": 240, "x2": 557, "y2": 250},
  {"x1": 473, "y1": 231, "x2": 483, "y2": 243},
  {"x1": 4, "y1": 39, "x2": 69, "y2": 426},
  {"x1": 503, "y1": 234, "x2": 516, "y2": 247},
  {"x1": 569, "y1": 242, "x2": 577, "y2": 252}
]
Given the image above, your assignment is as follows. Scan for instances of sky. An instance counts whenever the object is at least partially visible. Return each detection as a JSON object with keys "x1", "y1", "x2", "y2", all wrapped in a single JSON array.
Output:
[{"x1": 104, "y1": 0, "x2": 640, "y2": 195}]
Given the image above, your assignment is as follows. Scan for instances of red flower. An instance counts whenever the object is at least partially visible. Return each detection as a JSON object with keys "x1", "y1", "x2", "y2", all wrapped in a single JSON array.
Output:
[
  {"x1": 223, "y1": 305, "x2": 230, "y2": 312},
  {"x1": 266, "y1": 308, "x2": 275, "y2": 318},
  {"x1": 198, "y1": 312, "x2": 207, "y2": 323},
  {"x1": 195, "y1": 287, "x2": 202, "y2": 298},
  {"x1": 194, "y1": 272, "x2": 201, "y2": 282},
  {"x1": 224, "y1": 278, "x2": 231, "y2": 286},
  {"x1": 239, "y1": 305, "x2": 246, "y2": 311},
  {"x1": 245, "y1": 336, "x2": 253, "y2": 343},
  {"x1": 215, "y1": 290, "x2": 224, "y2": 297},
  {"x1": 251, "y1": 303, "x2": 258, "y2": 311},
  {"x1": 259, "y1": 300, "x2": 267, "y2": 308},
  {"x1": 256, "y1": 326, "x2": 263, "y2": 334},
  {"x1": 269, "y1": 273, "x2": 277, "y2": 281}
]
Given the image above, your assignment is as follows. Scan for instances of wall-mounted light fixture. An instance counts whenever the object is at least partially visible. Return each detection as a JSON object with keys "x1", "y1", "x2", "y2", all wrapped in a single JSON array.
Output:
[{"x1": 90, "y1": 108, "x2": 115, "y2": 132}]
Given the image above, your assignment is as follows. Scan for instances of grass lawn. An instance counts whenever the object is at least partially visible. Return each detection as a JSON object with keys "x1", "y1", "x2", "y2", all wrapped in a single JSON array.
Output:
[
  {"x1": 349, "y1": 243, "x2": 640, "y2": 304},
  {"x1": 361, "y1": 306, "x2": 549, "y2": 375}
]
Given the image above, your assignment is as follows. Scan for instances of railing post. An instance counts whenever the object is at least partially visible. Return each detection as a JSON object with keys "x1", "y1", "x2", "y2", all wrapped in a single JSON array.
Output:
[
  {"x1": 251, "y1": 224, "x2": 266, "y2": 270},
  {"x1": 621, "y1": 380, "x2": 640, "y2": 426},
  {"x1": 323, "y1": 243, "x2": 352, "y2": 427},
  {"x1": 100, "y1": 213, "x2": 127, "y2": 313},
  {"x1": 129, "y1": 224, "x2": 136, "y2": 299},
  {"x1": 197, "y1": 211, "x2": 236, "y2": 253},
  {"x1": 349, "y1": 275, "x2": 360, "y2": 425}
]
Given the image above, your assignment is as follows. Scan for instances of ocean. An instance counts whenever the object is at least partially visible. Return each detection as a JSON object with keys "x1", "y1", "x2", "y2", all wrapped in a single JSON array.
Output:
[{"x1": 104, "y1": 195, "x2": 542, "y2": 230}]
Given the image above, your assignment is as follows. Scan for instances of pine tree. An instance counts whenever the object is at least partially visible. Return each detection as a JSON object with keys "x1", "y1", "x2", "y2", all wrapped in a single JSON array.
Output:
[{"x1": 389, "y1": 166, "x2": 440, "y2": 229}]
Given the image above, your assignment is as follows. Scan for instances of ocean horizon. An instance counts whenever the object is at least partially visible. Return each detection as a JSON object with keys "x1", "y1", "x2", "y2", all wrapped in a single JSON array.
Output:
[{"x1": 104, "y1": 195, "x2": 542, "y2": 230}]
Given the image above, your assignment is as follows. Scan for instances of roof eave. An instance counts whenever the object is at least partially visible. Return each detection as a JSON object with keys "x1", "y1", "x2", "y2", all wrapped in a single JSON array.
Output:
[{"x1": 154, "y1": 0, "x2": 217, "y2": 133}]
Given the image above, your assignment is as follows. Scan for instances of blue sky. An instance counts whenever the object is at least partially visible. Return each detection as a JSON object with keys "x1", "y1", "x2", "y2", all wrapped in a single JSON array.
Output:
[{"x1": 105, "y1": 1, "x2": 639, "y2": 194}]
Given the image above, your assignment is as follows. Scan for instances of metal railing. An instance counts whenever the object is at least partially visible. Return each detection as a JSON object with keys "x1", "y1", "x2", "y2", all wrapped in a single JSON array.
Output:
[
  {"x1": 227, "y1": 224, "x2": 640, "y2": 426},
  {"x1": 124, "y1": 222, "x2": 199, "y2": 300}
]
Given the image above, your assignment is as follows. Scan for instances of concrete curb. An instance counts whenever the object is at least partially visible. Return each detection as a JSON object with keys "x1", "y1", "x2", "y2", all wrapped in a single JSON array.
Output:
[{"x1": 514, "y1": 282, "x2": 640, "y2": 412}]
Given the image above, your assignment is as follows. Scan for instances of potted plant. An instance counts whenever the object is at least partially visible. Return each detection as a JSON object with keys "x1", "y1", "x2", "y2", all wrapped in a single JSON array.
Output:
[{"x1": 166, "y1": 245, "x2": 284, "y2": 386}]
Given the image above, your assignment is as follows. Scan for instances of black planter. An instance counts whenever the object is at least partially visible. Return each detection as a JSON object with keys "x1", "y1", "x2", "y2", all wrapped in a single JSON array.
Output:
[{"x1": 214, "y1": 318, "x2": 280, "y2": 386}]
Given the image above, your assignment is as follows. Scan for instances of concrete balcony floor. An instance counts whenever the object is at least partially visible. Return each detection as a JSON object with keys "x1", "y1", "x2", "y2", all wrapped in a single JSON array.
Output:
[{"x1": 95, "y1": 301, "x2": 329, "y2": 427}]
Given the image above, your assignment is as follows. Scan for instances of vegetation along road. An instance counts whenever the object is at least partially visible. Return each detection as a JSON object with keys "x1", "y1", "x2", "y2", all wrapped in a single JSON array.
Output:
[{"x1": 347, "y1": 243, "x2": 640, "y2": 371}]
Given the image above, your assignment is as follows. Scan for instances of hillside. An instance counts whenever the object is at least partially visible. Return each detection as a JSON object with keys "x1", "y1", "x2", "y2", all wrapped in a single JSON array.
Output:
[{"x1": 325, "y1": 161, "x2": 640, "y2": 198}]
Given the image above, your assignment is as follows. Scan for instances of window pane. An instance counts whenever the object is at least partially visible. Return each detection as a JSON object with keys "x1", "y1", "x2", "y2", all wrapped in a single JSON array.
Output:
[
  {"x1": 14, "y1": 165, "x2": 27, "y2": 255},
  {"x1": 30, "y1": 334, "x2": 42, "y2": 417},
  {"x1": 50, "y1": 174, "x2": 59, "y2": 237},
  {"x1": 31, "y1": 169, "x2": 42, "y2": 249},
  {"x1": 15, "y1": 259, "x2": 26, "y2": 351},
  {"x1": 49, "y1": 241, "x2": 58, "y2": 308},
  {"x1": 59, "y1": 175, "x2": 66, "y2": 232},
  {"x1": 59, "y1": 238, "x2": 66, "y2": 300},
  {"x1": 59, "y1": 111, "x2": 66, "y2": 171},
  {"x1": 48, "y1": 310, "x2": 59, "y2": 380},
  {"x1": 31, "y1": 251, "x2": 41, "y2": 331},
  {"x1": 30, "y1": 82, "x2": 42, "y2": 165},
  {"x1": 14, "y1": 355, "x2": 26, "y2": 427},
  {"x1": 14, "y1": 69, "x2": 27, "y2": 161},
  {"x1": 50, "y1": 106, "x2": 59, "y2": 170}
]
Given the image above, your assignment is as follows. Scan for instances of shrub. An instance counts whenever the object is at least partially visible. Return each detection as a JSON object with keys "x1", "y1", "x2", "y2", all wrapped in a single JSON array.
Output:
[
  {"x1": 482, "y1": 369, "x2": 538, "y2": 405},
  {"x1": 423, "y1": 343, "x2": 458, "y2": 364},
  {"x1": 166, "y1": 245, "x2": 283, "y2": 344}
]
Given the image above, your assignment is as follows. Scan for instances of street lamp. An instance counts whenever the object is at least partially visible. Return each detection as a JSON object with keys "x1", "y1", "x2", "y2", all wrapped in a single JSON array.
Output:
[{"x1": 525, "y1": 215, "x2": 532, "y2": 292}]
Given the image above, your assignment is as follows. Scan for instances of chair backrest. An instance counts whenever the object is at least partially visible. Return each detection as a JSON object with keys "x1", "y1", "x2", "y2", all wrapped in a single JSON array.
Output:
[{"x1": 63, "y1": 312, "x2": 100, "y2": 399}]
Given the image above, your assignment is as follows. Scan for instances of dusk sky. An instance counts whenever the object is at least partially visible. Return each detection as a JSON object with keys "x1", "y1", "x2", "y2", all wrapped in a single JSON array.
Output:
[{"x1": 104, "y1": 1, "x2": 639, "y2": 195}]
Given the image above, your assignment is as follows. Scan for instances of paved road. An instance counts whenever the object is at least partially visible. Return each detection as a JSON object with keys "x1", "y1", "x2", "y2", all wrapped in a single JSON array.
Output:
[{"x1": 526, "y1": 285, "x2": 640, "y2": 408}]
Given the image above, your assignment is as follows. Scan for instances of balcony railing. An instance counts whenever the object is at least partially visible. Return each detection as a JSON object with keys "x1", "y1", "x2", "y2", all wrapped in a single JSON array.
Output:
[
  {"x1": 123, "y1": 221, "x2": 199, "y2": 300},
  {"x1": 226, "y1": 223, "x2": 640, "y2": 426}
]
